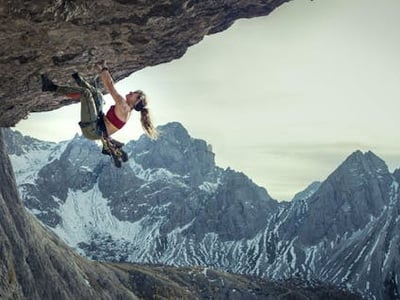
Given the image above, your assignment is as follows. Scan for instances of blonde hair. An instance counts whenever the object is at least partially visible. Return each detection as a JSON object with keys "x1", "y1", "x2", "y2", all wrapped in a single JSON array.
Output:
[{"x1": 136, "y1": 91, "x2": 158, "y2": 139}]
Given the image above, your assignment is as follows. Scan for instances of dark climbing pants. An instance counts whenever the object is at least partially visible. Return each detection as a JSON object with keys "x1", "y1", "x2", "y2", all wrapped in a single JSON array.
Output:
[{"x1": 56, "y1": 77, "x2": 104, "y2": 140}]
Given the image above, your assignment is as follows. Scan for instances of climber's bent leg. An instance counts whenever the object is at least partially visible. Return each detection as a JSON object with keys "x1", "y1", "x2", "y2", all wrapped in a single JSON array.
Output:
[{"x1": 56, "y1": 86, "x2": 102, "y2": 140}]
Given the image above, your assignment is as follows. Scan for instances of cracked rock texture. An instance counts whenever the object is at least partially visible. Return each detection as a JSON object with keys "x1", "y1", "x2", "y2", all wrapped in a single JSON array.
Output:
[{"x1": 0, "y1": 0, "x2": 290, "y2": 127}]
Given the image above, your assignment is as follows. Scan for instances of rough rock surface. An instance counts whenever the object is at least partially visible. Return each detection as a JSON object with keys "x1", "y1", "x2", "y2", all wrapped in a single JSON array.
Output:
[{"x1": 0, "y1": 0, "x2": 290, "y2": 127}]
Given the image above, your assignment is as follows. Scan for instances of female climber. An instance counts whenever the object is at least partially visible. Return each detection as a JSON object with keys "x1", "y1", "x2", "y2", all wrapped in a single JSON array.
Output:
[{"x1": 41, "y1": 60, "x2": 158, "y2": 141}]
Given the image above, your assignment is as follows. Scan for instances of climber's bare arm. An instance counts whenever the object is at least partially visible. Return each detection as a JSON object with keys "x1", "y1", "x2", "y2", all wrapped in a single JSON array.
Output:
[
  {"x1": 95, "y1": 61, "x2": 124, "y2": 104},
  {"x1": 99, "y1": 70, "x2": 125, "y2": 104}
]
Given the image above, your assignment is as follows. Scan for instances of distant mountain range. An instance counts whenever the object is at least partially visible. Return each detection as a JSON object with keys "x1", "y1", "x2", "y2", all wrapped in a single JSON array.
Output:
[{"x1": 5, "y1": 123, "x2": 400, "y2": 300}]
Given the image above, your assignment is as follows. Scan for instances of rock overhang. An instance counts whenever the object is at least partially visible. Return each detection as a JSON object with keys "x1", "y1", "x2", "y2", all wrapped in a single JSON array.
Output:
[{"x1": 0, "y1": 0, "x2": 290, "y2": 127}]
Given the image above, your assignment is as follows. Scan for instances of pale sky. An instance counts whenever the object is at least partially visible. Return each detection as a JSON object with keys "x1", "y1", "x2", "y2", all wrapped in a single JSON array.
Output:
[{"x1": 16, "y1": 0, "x2": 400, "y2": 200}]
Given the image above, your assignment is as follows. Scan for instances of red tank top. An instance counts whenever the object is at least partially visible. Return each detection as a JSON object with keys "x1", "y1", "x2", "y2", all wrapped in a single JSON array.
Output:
[{"x1": 105, "y1": 105, "x2": 126, "y2": 129}]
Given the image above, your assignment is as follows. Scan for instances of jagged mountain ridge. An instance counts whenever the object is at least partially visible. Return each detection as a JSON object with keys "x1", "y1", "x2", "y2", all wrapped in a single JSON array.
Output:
[
  {"x1": 268, "y1": 150, "x2": 400, "y2": 299},
  {"x1": 0, "y1": 127, "x2": 362, "y2": 300},
  {"x1": 7, "y1": 124, "x2": 399, "y2": 299},
  {"x1": 9, "y1": 122, "x2": 278, "y2": 242},
  {"x1": 0, "y1": 127, "x2": 252, "y2": 300}
]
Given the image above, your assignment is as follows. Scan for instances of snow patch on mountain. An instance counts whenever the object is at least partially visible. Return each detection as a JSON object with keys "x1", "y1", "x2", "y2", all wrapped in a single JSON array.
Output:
[
  {"x1": 53, "y1": 183, "x2": 165, "y2": 251},
  {"x1": 199, "y1": 180, "x2": 221, "y2": 193},
  {"x1": 10, "y1": 141, "x2": 68, "y2": 185}
]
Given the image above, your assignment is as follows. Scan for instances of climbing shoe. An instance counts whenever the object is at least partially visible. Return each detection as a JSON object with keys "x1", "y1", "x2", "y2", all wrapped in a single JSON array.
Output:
[
  {"x1": 41, "y1": 74, "x2": 57, "y2": 92},
  {"x1": 109, "y1": 138, "x2": 124, "y2": 149},
  {"x1": 101, "y1": 145, "x2": 112, "y2": 156},
  {"x1": 100, "y1": 136, "x2": 129, "y2": 168}
]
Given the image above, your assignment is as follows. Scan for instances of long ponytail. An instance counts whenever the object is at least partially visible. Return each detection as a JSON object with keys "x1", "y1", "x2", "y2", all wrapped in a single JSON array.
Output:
[
  {"x1": 140, "y1": 107, "x2": 158, "y2": 139},
  {"x1": 133, "y1": 90, "x2": 158, "y2": 139}
]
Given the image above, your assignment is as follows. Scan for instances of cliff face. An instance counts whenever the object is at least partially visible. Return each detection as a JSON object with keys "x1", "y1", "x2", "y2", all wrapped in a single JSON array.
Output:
[{"x1": 0, "y1": 0, "x2": 289, "y2": 127}]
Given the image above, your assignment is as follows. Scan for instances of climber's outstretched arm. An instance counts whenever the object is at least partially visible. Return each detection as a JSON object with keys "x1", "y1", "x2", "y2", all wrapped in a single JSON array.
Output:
[{"x1": 95, "y1": 61, "x2": 124, "y2": 104}]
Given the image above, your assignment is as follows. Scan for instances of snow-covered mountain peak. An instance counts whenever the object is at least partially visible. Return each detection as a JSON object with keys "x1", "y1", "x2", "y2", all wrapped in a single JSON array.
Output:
[{"x1": 131, "y1": 122, "x2": 218, "y2": 186}]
